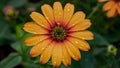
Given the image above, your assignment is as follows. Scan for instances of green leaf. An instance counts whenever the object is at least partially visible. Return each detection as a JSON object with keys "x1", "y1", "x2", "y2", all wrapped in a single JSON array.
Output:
[
  {"x1": 0, "y1": 19, "x2": 15, "y2": 45},
  {"x1": 69, "y1": 52, "x2": 95, "y2": 68},
  {"x1": 0, "y1": 53, "x2": 22, "y2": 68},
  {"x1": 21, "y1": 62, "x2": 39, "y2": 68},
  {"x1": 16, "y1": 24, "x2": 25, "y2": 38},
  {"x1": 11, "y1": 42, "x2": 22, "y2": 54},
  {"x1": 103, "y1": 29, "x2": 120, "y2": 43},
  {"x1": 8, "y1": 0, "x2": 27, "y2": 8},
  {"x1": 0, "y1": 20, "x2": 9, "y2": 38},
  {"x1": 88, "y1": 32, "x2": 109, "y2": 46},
  {"x1": 93, "y1": 48, "x2": 106, "y2": 55},
  {"x1": 80, "y1": 52, "x2": 95, "y2": 68},
  {"x1": 60, "y1": 64, "x2": 70, "y2": 68},
  {"x1": 71, "y1": 60, "x2": 81, "y2": 68}
]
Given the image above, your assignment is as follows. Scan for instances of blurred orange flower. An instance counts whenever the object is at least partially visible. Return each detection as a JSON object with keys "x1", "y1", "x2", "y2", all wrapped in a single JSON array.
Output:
[
  {"x1": 23, "y1": 2, "x2": 93, "y2": 67},
  {"x1": 98, "y1": 0, "x2": 120, "y2": 17}
]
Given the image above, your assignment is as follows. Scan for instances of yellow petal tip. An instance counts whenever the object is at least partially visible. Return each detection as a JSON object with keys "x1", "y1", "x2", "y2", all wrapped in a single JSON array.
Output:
[
  {"x1": 76, "y1": 56, "x2": 81, "y2": 61},
  {"x1": 30, "y1": 12, "x2": 38, "y2": 17},
  {"x1": 40, "y1": 60, "x2": 46, "y2": 64},
  {"x1": 30, "y1": 52, "x2": 37, "y2": 57}
]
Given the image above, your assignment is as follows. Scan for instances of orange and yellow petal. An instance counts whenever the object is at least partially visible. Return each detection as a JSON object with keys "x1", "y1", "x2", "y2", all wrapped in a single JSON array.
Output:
[
  {"x1": 117, "y1": 3, "x2": 120, "y2": 14},
  {"x1": 69, "y1": 30, "x2": 93, "y2": 40},
  {"x1": 53, "y1": 2, "x2": 63, "y2": 23},
  {"x1": 103, "y1": 1, "x2": 115, "y2": 11},
  {"x1": 30, "y1": 39, "x2": 52, "y2": 57},
  {"x1": 40, "y1": 42, "x2": 54, "y2": 64},
  {"x1": 41, "y1": 4, "x2": 54, "y2": 25},
  {"x1": 64, "y1": 40, "x2": 81, "y2": 61},
  {"x1": 62, "y1": 45, "x2": 71, "y2": 66},
  {"x1": 24, "y1": 35, "x2": 49, "y2": 46},
  {"x1": 23, "y1": 22, "x2": 48, "y2": 34},
  {"x1": 107, "y1": 4, "x2": 117, "y2": 17},
  {"x1": 98, "y1": 0, "x2": 108, "y2": 2},
  {"x1": 69, "y1": 19, "x2": 91, "y2": 32},
  {"x1": 68, "y1": 37, "x2": 90, "y2": 51},
  {"x1": 68, "y1": 11, "x2": 86, "y2": 28},
  {"x1": 63, "y1": 3, "x2": 74, "y2": 25},
  {"x1": 30, "y1": 12, "x2": 50, "y2": 29},
  {"x1": 52, "y1": 43, "x2": 62, "y2": 67}
]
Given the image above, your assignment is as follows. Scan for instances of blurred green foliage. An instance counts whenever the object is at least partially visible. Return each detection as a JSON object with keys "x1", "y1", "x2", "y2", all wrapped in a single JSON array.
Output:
[{"x1": 0, "y1": 0, "x2": 120, "y2": 68}]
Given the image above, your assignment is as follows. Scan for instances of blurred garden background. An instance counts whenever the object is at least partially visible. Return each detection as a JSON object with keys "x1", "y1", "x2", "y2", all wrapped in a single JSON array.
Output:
[{"x1": 0, "y1": 0, "x2": 120, "y2": 68}]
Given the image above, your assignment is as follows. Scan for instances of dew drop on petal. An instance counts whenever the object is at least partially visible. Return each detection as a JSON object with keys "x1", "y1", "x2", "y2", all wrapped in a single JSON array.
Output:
[
  {"x1": 67, "y1": 9, "x2": 70, "y2": 11},
  {"x1": 75, "y1": 41, "x2": 78, "y2": 44},
  {"x1": 42, "y1": 47, "x2": 44, "y2": 50}
]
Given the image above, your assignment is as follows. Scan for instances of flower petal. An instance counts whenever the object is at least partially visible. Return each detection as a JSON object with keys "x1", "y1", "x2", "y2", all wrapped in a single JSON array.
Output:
[
  {"x1": 62, "y1": 45, "x2": 71, "y2": 66},
  {"x1": 67, "y1": 11, "x2": 86, "y2": 28},
  {"x1": 103, "y1": 1, "x2": 115, "y2": 11},
  {"x1": 69, "y1": 30, "x2": 93, "y2": 40},
  {"x1": 64, "y1": 40, "x2": 81, "y2": 61},
  {"x1": 24, "y1": 35, "x2": 49, "y2": 46},
  {"x1": 106, "y1": 3, "x2": 117, "y2": 18},
  {"x1": 41, "y1": 4, "x2": 54, "y2": 25},
  {"x1": 53, "y1": 2, "x2": 63, "y2": 23},
  {"x1": 30, "y1": 39, "x2": 52, "y2": 57},
  {"x1": 68, "y1": 37, "x2": 90, "y2": 51},
  {"x1": 69, "y1": 19, "x2": 91, "y2": 31},
  {"x1": 117, "y1": 3, "x2": 120, "y2": 14},
  {"x1": 98, "y1": 0, "x2": 108, "y2": 2},
  {"x1": 23, "y1": 22, "x2": 48, "y2": 34},
  {"x1": 63, "y1": 3, "x2": 74, "y2": 25},
  {"x1": 52, "y1": 43, "x2": 62, "y2": 67},
  {"x1": 30, "y1": 12, "x2": 50, "y2": 29},
  {"x1": 40, "y1": 42, "x2": 54, "y2": 64}
]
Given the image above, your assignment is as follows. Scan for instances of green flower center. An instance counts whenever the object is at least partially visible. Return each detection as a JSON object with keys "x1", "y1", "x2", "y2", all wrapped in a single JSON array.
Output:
[{"x1": 51, "y1": 26, "x2": 67, "y2": 41}]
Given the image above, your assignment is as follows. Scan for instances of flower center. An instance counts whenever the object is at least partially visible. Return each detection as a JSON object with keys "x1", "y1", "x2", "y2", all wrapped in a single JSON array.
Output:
[{"x1": 51, "y1": 26, "x2": 67, "y2": 41}]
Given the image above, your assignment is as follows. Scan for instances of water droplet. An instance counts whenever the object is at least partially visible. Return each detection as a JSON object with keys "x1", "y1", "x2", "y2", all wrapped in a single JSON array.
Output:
[
  {"x1": 67, "y1": 9, "x2": 70, "y2": 11},
  {"x1": 75, "y1": 41, "x2": 78, "y2": 44},
  {"x1": 46, "y1": 17, "x2": 49, "y2": 19},
  {"x1": 72, "y1": 55, "x2": 75, "y2": 58},
  {"x1": 54, "y1": 61, "x2": 56, "y2": 64},
  {"x1": 42, "y1": 47, "x2": 44, "y2": 50}
]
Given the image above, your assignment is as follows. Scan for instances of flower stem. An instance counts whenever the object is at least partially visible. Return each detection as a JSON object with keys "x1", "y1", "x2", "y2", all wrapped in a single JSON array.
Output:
[
  {"x1": 87, "y1": 3, "x2": 101, "y2": 19},
  {"x1": 20, "y1": 33, "x2": 26, "y2": 54}
]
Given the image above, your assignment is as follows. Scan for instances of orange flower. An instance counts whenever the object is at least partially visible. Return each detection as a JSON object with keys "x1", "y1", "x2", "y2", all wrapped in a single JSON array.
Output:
[
  {"x1": 98, "y1": 0, "x2": 120, "y2": 17},
  {"x1": 23, "y1": 2, "x2": 93, "y2": 67}
]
